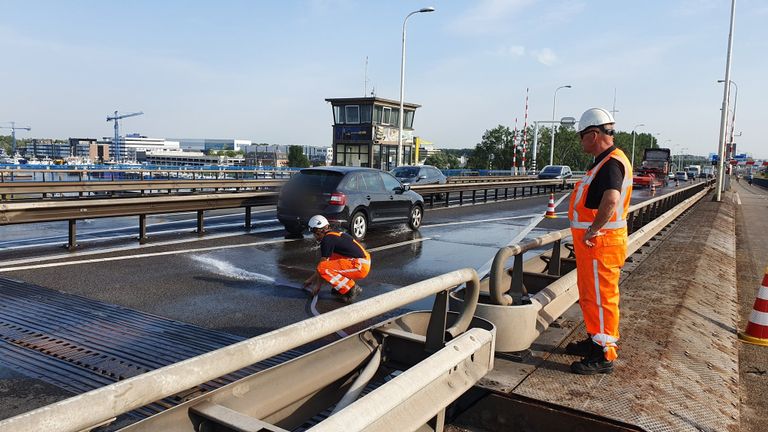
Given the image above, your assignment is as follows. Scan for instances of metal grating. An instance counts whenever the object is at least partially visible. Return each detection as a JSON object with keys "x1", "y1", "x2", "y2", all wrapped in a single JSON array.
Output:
[{"x1": 0, "y1": 277, "x2": 303, "y2": 420}]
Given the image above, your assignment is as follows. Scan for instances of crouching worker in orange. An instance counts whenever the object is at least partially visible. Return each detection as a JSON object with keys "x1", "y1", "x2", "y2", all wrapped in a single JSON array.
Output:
[
  {"x1": 303, "y1": 215, "x2": 370, "y2": 303},
  {"x1": 566, "y1": 108, "x2": 632, "y2": 375}
]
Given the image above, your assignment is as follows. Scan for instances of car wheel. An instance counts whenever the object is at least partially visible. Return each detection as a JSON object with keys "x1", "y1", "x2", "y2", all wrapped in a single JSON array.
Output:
[
  {"x1": 349, "y1": 211, "x2": 368, "y2": 240},
  {"x1": 408, "y1": 205, "x2": 423, "y2": 231}
]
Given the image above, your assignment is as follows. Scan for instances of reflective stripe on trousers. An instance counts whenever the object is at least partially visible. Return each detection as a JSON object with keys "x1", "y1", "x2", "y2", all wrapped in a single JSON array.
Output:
[
  {"x1": 572, "y1": 228, "x2": 626, "y2": 361},
  {"x1": 317, "y1": 252, "x2": 371, "y2": 294}
]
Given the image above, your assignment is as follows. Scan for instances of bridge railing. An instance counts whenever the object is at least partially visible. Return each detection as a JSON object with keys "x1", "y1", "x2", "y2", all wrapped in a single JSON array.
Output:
[
  {"x1": 0, "y1": 268, "x2": 483, "y2": 432},
  {"x1": 471, "y1": 179, "x2": 714, "y2": 353}
]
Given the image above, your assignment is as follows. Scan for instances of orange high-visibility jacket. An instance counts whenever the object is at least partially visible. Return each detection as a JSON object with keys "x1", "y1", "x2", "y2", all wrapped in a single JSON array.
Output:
[
  {"x1": 568, "y1": 147, "x2": 632, "y2": 361},
  {"x1": 317, "y1": 232, "x2": 371, "y2": 294}
]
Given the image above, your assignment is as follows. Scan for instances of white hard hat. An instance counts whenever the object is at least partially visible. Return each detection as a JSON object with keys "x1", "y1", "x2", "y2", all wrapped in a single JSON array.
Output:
[
  {"x1": 578, "y1": 108, "x2": 615, "y2": 132},
  {"x1": 308, "y1": 215, "x2": 329, "y2": 230}
]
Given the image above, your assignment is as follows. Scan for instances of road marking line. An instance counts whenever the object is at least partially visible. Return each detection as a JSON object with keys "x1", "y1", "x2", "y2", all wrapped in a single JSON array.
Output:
[
  {"x1": 422, "y1": 214, "x2": 540, "y2": 229},
  {"x1": 475, "y1": 193, "x2": 571, "y2": 278},
  {"x1": 0, "y1": 219, "x2": 281, "y2": 252},
  {"x1": 734, "y1": 192, "x2": 742, "y2": 205},
  {"x1": 0, "y1": 238, "x2": 299, "y2": 273},
  {"x1": 368, "y1": 237, "x2": 432, "y2": 252}
]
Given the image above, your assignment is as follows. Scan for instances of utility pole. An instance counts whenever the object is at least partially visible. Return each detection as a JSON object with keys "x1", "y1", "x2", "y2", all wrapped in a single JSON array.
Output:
[
  {"x1": 715, "y1": 0, "x2": 737, "y2": 201},
  {"x1": 1, "y1": 122, "x2": 32, "y2": 155},
  {"x1": 106, "y1": 111, "x2": 143, "y2": 163}
]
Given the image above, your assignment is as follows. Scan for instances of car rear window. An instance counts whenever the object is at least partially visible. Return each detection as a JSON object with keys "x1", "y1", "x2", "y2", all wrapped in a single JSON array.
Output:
[
  {"x1": 289, "y1": 170, "x2": 344, "y2": 193},
  {"x1": 392, "y1": 167, "x2": 419, "y2": 177},
  {"x1": 541, "y1": 166, "x2": 561, "y2": 174}
]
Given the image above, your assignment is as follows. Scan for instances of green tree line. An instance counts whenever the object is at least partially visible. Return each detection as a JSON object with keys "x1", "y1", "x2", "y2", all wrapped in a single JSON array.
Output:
[{"x1": 453, "y1": 125, "x2": 661, "y2": 171}]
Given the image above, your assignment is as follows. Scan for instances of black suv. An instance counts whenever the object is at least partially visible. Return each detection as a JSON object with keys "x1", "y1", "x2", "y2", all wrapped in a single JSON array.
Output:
[{"x1": 277, "y1": 167, "x2": 425, "y2": 240}]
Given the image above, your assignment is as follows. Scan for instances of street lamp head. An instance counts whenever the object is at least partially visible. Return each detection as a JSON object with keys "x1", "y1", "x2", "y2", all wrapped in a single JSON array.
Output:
[
  {"x1": 564, "y1": 85, "x2": 572, "y2": 88},
  {"x1": 419, "y1": 7, "x2": 436, "y2": 13}
]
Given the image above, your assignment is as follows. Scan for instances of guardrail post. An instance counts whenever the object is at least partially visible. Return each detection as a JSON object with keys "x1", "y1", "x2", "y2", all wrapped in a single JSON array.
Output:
[
  {"x1": 67, "y1": 220, "x2": 77, "y2": 251},
  {"x1": 139, "y1": 215, "x2": 148, "y2": 244},
  {"x1": 196, "y1": 211, "x2": 205, "y2": 236},
  {"x1": 547, "y1": 239, "x2": 562, "y2": 276},
  {"x1": 425, "y1": 291, "x2": 449, "y2": 354},
  {"x1": 244, "y1": 207, "x2": 252, "y2": 230},
  {"x1": 511, "y1": 254, "x2": 526, "y2": 304}
]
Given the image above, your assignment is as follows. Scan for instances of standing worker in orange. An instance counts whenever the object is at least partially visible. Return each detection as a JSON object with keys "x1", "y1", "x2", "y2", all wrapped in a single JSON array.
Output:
[
  {"x1": 566, "y1": 108, "x2": 633, "y2": 375},
  {"x1": 303, "y1": 215, "x2": 370, "y2": 303}
]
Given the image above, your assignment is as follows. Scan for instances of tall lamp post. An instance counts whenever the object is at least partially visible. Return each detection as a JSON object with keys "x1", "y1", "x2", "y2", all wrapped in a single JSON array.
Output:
[
  {"x1": 630, "y1": 123, "x2": 645, "y2": 169},
  {"x1": 718, "y1": 79, "x2": 738, "y2": 160},
  {"x1": 549, "y1": 85, "x2": 572, "y2": 166},
  {"x1": 397, "y1": 6, "x2": 435, "y2": 167},
  {"x1": 715, "y1": 0, "x2": 736, "y2": 201}
]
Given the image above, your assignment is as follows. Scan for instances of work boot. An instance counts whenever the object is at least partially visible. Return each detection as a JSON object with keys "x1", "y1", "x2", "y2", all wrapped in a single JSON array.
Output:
[
  {"x1": 564, "y1": 336, "x2": 593, "y2": 357},
  {"x1": 570, "y1": 342, "x2": 614, "y2": 375},
  {"x1": 332, "y1": 285, "x2": 362, "y2": 304}
]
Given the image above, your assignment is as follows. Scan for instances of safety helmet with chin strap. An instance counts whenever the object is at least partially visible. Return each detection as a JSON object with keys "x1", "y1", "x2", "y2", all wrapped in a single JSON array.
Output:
[
  {"x1": 308, "y1": 215, "x2": 329, "y2": 230},
  {"x1": 578, "y1": 108, "x2": 615, "y2": 133}
]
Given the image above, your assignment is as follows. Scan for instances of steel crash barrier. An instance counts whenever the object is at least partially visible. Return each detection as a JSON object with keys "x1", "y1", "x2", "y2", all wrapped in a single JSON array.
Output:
[
  {"x1": 0, "y1": 268, "x2": 494, "y2": 432},
  {"x1": 450, "y1": 179, "x2": 715, "y2": 353},
  {"x1": 0, "y1": 178, "x2": 575, "y2": 250},
  {"x1": 0, "y1": 179, "x2": 284, "y2": 200}
]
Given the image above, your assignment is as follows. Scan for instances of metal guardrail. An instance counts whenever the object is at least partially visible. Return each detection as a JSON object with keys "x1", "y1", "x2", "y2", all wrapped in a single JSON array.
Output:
[
  {"x1": 0, "y1": 179, "x2": 283, "y2": 199},
  {"x1": 473, "y1": 179, "x2": 714, "y2": 353},
  {"x1": 0, "y1": 178, "x2": 577, "y2": 250},
  {"x1": 489, "y1": 179, "x2": 714, "y2": 307},
  {"x1": 0, "y1": 268, "x2": 481, "y2": 432}
]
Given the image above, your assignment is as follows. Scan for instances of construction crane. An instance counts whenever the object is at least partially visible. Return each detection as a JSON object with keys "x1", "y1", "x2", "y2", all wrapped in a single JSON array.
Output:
[
  {"x1": 106, "y1": 111, "x2": 143, "y2": 163},
  {"x1": 0, "y1": 121, "x2": 32, "y2": 156}
]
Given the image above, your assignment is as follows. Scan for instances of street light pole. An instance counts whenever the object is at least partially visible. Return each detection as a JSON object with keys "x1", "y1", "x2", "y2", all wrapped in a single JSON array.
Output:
[
  {"x1": 715, "y1": 0, "x2": 737, "y2": 201},
  {"x1": 631, "y1": 123, "x2": 645, "y2": 169},
  {"x1": 397, "y1": 6, "x2": 435, "y2": 167},
  {"x1": 718, "y1": 79, "x2": 738, "y2": 160},
  {"x1": 549, "y1": 85, "x2": 571, "y2": 166}
]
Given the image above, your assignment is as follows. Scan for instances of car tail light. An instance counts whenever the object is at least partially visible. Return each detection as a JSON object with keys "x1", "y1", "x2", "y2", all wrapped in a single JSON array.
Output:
[{"x1": 329, "y1": 192, "x2": 347, "y2": 206}]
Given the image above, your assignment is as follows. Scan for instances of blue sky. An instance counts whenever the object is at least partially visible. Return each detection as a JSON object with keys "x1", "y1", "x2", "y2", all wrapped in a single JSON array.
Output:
[{"x1": 1, "y1": 0, "x2": 766, "y2": 159}]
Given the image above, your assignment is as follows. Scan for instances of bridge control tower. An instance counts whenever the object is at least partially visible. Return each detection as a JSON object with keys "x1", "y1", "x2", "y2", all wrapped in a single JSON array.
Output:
[{"x1": 325, "y1": 97, "x2": 421, "y2": 170}]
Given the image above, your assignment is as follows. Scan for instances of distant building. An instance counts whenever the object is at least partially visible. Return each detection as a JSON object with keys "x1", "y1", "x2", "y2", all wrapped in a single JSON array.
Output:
[
  {"x1": 21, "y1": 139, "x2": 70, "y2": 159},
  {"x1": 137, "y1": 149, "x2": 244, "y2": 166},
  {"x1": 325, "y1": 97, "x2": 421, "y2": 170},
  {"x1": 69, "y1": 138, "x2": 98, "y2": 158},
  {"x1": 175, "y1": 138, "x2": 251, "y2": 153},
  {"x1": 99, "y1": 134, "x2": 180, "y2": 161}
]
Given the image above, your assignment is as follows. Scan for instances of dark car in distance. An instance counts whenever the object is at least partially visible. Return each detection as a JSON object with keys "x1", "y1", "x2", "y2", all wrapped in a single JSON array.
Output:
[
  {"x1": 537, "y1": 165, "x2": 573, "y2": 180},
  {"x1": 277, "y1": 167, "x2": 425, "y2": 240},
  {"x1": 390, "y1": 165, "x2": 448, "y2": 186}
]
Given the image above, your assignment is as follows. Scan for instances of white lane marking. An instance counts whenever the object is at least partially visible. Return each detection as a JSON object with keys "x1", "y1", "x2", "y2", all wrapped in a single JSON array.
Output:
[
  {"x1": 368, "y1": 237, "x2": 432, "y2": 252},
  {"x1": 0, "y1": 225, "x2": 283, "y2": 267},
  {"x1": 0, "y1": 238, "x2": 299, "y2": 273},
  {"x1": 734, "y1": 192, "x2": 742, "y2": 205},
  {"x1": 422, "y1": 214, "x2": 541, "y2": 229},
  {"x1": 475, "y1": 193, "x2": 571, "y2": 279},
  {"x1": 0, "y1": 207, "x2": 277, "y2": 248},
  {"x1": 0, "y1": 218, "x2": 281, "y2": 252}
]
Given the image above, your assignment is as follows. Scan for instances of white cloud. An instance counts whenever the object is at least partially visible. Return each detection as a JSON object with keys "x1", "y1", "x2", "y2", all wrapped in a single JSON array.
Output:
[{"x1": 532, "y1": 48, "x2": 557, "y2": 65}]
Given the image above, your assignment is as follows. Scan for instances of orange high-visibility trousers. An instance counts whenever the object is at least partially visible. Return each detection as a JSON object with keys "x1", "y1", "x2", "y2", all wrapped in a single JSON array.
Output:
[
  {"x1": 317, "y1": 252, "x2": 371, "y2": 294},
  {"x1": 571, "y1": 228, "x2": 626, "y2": 361}
]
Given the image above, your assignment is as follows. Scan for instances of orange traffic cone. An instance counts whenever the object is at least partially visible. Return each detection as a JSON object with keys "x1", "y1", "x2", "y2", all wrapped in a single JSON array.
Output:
[
  {"x1": 739, "y1": 266, "x2": 768, "y2": 346},
  {"x1": 544, "y1": 193, "x2": 557, "y2": 218}
]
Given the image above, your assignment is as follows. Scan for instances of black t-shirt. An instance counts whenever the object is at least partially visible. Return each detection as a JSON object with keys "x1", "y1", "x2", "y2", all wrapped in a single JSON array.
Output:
[
  {"x1": 585, "y1": 146, "x2": 625, "y2": 209},
  {"x1": 320, "y1": 231, "x2": 366, "y2": 258}
]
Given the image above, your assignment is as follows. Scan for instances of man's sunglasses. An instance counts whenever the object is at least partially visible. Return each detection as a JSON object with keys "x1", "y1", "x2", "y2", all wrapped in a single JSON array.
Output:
[{"x1": 580, "y1": 125, "x2": 615, "y2": 139}]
